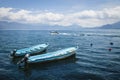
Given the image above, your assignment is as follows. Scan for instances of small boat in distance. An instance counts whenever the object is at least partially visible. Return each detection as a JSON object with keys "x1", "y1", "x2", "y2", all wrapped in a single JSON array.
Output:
[
  {"x1": 50, "y1": 31, "x2": 59, "y2": 35},
  {"x1": 26, "y1": 47, "x2": 77, "y2": 64},
  {"x1": 10, "y1": 43, "x2": 49, "y2": 57}
]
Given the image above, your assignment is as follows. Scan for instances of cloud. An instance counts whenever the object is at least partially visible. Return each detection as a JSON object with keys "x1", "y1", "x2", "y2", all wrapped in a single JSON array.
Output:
[{"x1": 0, "y1": 6, "x2": 120, "y2": 28}]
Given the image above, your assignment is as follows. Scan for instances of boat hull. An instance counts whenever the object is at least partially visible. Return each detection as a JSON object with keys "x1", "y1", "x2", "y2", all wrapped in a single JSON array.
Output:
[
  {"x1": 27, "y1": 47, "x2": 77, "y2": 63},
  {"x1": 14, "y1": 43, "x2": 49, "y2": 57}
]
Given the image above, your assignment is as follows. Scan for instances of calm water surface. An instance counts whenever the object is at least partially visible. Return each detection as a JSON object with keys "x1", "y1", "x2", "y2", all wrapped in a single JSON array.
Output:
[{"x1": 0, "y1": 29, "x2": 120, "y2": 80}]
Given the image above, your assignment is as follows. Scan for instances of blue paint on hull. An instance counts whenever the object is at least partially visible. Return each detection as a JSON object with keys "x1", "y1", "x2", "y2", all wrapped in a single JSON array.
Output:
[
  {"x1": 15, "y1": 43, "x2": 49, "y2": 57},
  {"x1": 28, "y1": 47, "x2": 77, "y2": 63}
]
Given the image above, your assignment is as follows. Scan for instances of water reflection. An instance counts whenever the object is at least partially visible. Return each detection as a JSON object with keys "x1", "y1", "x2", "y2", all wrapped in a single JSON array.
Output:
[{"x1": 15, "y1": 55, "x2": 76, "y2": 77}]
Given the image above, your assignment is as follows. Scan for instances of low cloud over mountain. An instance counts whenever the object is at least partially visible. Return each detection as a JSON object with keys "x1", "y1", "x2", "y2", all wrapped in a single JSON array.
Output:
[{"x1": 0, "y1": 6, "x2": 120, "y2": 28}]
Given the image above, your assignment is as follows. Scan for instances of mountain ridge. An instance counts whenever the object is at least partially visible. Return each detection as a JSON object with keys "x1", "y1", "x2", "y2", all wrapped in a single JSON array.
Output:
[
  {"x1": 0, "y1": 21, "x2": 120, "y2": 30},
  {"x1": 98, "y1": 22, "x2": 120, "y2": 29}
]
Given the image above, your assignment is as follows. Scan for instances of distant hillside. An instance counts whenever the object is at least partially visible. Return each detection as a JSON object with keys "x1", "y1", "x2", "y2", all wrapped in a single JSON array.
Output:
[
  {"x1": 0, "y1": 21, "x2": 30, "y2": 30},
  {"x1": 99, "y1": 22, "x2": 120, "y2": 29},
  {"x1": 1, "y1": 21, "x2": 120, "y2": 30},
  {"x1": 0, "y1": 21, "x2": 82, "y2": 30},
  {"x1": 0, "y1": 21, "x2": 61, "y2": 30}
]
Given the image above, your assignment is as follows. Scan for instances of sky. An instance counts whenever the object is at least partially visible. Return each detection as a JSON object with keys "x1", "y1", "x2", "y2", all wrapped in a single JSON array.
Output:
[{"x1": 0, "y1": 0, "x2": 120, "y2": 29}]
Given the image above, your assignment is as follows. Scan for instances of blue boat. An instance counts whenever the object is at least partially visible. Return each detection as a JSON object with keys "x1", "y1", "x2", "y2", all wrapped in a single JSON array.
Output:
[
  {"x1": 27, "y1": 47, "x2": 77, "y2": 64},
  {"x1": 10, "y1": 43, "x2": 49, "y2": 57}
]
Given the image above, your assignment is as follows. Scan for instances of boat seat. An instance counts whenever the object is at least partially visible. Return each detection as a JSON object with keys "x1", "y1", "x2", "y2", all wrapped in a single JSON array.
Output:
[
  {"x1": 34, "y1": 48, "x2": 40, "y2": 51},
  {"x1": 39, "y1": 47, "x2": 43, "y2": 49}
]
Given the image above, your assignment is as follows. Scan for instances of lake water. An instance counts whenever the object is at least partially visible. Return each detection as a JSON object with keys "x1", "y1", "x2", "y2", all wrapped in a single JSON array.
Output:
[{"x1": 0, "y1": 29, "x2": 120, "y2": 80}]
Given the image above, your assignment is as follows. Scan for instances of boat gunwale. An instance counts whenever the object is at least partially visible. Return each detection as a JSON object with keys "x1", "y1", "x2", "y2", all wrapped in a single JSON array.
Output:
[{"x1": 28, "y1": 47, "x2": 77, "y2": 63}]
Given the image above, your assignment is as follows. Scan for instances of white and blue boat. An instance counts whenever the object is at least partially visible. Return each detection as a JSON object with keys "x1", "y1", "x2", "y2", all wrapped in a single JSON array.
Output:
[
  {"x1": 27, "y1": 47, "x2": 77, "y2": 64},
  {"x1": 10, "y1": 43, "x2": 49, "y2": 57},
  {"x1": 50, "y1": 31, "x2": 59, "y2": 35}
]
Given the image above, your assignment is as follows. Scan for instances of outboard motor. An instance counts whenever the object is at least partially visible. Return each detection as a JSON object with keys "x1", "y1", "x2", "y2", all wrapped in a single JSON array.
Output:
[
  {"x1": 17, "y1": 54, "x2": 30, "y2": 67},
  {"x1": 10, "y1": 49, "x2": 17, "y2": 57},
  {"x1": 24, "y1": 54, "x2": 30, "y2": 65}
]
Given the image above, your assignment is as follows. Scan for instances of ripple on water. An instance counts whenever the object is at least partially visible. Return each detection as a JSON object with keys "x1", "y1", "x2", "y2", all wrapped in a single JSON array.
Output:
[{"x1": 0, "y1": 30, "x2": 120, "y2": 80}]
